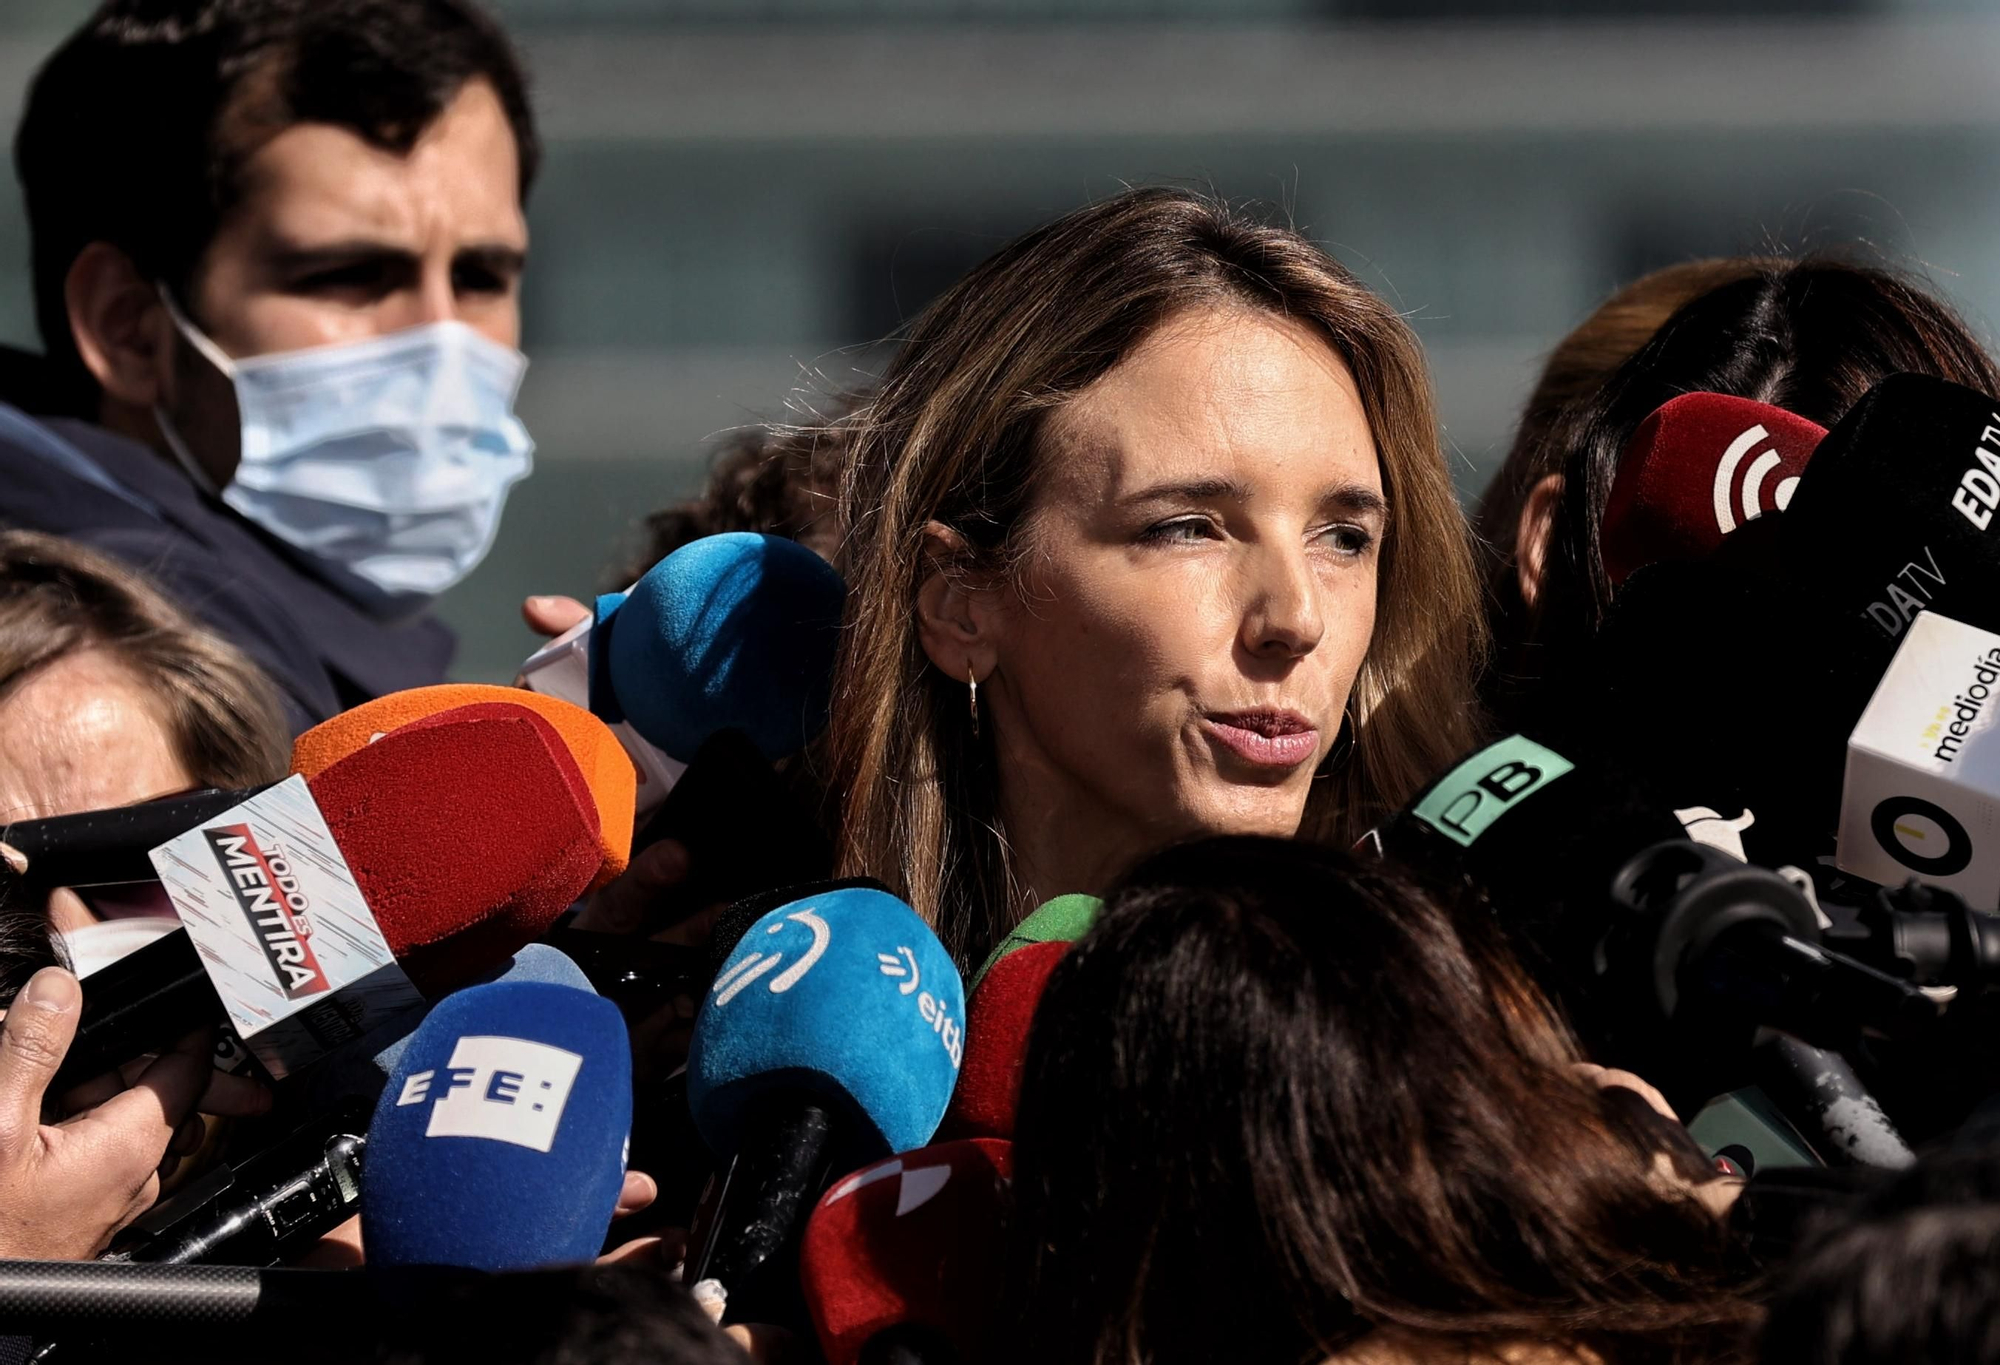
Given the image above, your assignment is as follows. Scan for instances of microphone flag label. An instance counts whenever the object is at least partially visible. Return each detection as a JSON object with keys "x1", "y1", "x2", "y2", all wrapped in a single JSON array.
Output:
[
  {"x1": 150, "y1": 775, "x2": 425, "y2": 1079},
  {"x1": 201, "y1": 823, "x2": 330, "y2": 999},
  {"x1": 1410, "y1": 736, "x2": 1574, "y2": 849},
  {"x1": 1839, "y1": 610, "x2": 2000, "y2": 904}
]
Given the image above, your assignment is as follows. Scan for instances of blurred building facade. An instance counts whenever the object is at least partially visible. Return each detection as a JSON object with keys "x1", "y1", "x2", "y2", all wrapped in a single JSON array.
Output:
[{"x1": 3, "y1": 0, "x2": 1998, "y2": 678}]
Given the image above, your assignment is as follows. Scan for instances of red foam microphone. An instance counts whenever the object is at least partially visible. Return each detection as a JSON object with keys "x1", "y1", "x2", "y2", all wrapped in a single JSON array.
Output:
[
  {"x1": 306, "y1": 702, "x2": 603, "y2": 994},
  {"x1": 800, "y1": 1138, "x2": 1012, "y2": 1365},
  {"x1": 1600, "y1": 393, "x2": 1828, "y2": 586},
  {"x1": 937, "y1": 940, "x2": 1067, "y2": 1142},
  {"x1": 52, "y1": 704, "x2": 603, "y2": 1088}
]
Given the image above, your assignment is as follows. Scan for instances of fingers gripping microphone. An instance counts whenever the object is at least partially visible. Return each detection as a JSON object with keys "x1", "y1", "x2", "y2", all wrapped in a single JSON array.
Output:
[
  {"x1": 291, "y1": 685, "x2": 636, "y2": 889},
  {"x1": 800, "y1": 1139, "x2": 1012, "y2": 1365},
  {"x1": 1600, "y1": 393, "x2": 1826, "y2": 587},
  {"x1": 52, "y1": 704, "x2": 604, "y2": 1090},
  {"x1": 363, "y1": 980, "x2": 633, "y2": 1271},
  {"x1": 940, "y1": 941, "x2": 1068, "y2": 1142},
  {"x1": 686, "y1": 887, "x2": 964, "y2": 1324}
]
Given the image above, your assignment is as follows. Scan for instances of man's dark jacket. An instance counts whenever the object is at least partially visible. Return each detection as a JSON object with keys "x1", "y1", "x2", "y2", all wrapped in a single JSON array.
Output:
[{"x1": 0, "y1": 396, "x2": 455, "y2": 733}]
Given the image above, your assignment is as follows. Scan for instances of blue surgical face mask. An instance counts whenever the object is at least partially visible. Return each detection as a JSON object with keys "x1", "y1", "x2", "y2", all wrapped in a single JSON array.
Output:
[{"x1": 154, "y1": 291, "x2": 535, "y2": 603}]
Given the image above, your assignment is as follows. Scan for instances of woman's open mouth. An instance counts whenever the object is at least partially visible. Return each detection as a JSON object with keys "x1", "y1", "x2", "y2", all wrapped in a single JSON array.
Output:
[{"x1": 1201, "y1": 709, "x2": 1321, "y2": 770}]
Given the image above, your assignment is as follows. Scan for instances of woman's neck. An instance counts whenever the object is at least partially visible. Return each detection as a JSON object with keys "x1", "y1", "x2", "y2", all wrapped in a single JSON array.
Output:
[{"x1": 990, "y1": 736, "x2": 1161, "y2": 924}]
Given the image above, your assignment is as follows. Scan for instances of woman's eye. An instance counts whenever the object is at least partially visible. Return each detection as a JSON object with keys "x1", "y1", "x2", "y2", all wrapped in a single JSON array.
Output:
[
  {"x1": 1139, "y1": 516, "x2": 1216, "y2": 545},
  {"x1": 1319, "y1": 523, "x2": 1374, "y2": 556}
]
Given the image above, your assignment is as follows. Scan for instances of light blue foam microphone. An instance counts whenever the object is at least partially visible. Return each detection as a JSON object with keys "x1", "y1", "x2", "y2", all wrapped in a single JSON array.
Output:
[
  {"x1": 685, "y1": 886, "x2": 965, "y2": 1322},
  {"x1": 362, "y1": 980, "x2": 632, "y2": 1270},
  {"x1": 590, "y1": 531, "x2": 847, "y2": 766}
]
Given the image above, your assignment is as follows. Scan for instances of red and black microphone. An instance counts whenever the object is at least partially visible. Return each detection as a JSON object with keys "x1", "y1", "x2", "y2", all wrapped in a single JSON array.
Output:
[
  {"x1": 51, "y1": 702, "x2": 604, "y2": 1090},
  {"x1": 1599, "y1": 392, "x2": 1826, "y2": 586},
  {"x1": 800, "y1": 1138, "x2": 1012, "y2": 1365}
]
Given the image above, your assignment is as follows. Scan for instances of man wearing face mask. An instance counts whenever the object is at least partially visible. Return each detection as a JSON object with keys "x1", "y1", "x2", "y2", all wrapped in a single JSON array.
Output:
[{"x1": 0, "y1": 0, "x2": 539, "y2": 731}]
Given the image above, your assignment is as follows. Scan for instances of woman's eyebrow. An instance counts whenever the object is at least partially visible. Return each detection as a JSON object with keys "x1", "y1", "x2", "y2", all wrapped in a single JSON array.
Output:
[
  {"x1": 1324, "y1": 484, "x2": 1389, "y2": 521},
  {"x1": 1118, "y1": 477, "x2": 1249, "y2": 507}
]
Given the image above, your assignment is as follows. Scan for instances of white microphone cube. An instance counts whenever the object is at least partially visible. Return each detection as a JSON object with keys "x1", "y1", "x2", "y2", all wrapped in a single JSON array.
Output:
[
  {"x1": 1839, "y1": 610, "x2": 2000, "y2": 907},
  {"x1": 516, "y1": 613, "x2": 685, "y2": 818}
]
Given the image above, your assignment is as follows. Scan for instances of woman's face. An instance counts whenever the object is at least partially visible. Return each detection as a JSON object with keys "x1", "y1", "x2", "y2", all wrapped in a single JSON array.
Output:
[{"x1": 982, "y1": 307, "x2": 1383, "y2": 882}]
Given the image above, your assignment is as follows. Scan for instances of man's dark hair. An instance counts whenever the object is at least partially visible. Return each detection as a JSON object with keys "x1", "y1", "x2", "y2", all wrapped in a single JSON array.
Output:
[{"x1": 14, "y1": 0, "x2": 538, "y2": 413}]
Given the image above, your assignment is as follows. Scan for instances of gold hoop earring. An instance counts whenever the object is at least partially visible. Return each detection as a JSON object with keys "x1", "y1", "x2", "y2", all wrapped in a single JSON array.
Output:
[{"x1": 968, "y1": 664, "x2": 980, "y2": 738}]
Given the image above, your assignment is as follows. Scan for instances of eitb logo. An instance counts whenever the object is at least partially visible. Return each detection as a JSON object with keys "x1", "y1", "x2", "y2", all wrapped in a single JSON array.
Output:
[{"x1": 1870, "y1": 795, "x2": 1973, "y2": 877}]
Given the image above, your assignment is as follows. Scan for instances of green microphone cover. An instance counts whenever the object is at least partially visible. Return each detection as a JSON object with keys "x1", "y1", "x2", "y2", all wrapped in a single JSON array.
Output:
[{"x1": 972, "y1": 893, "x2": 1102, "y2": 991}]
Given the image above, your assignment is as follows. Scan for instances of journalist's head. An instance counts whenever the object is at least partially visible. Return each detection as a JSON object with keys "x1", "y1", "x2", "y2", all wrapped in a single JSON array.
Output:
[
  {"x1": 1007, "y1": 835, "x2": 1751, "y2": 1365},
  {"x1": 825, "y1": 187, "x2": 1485, "y2": 962},
  {"x1": 0, "y1": 531, "x2": 287, "y2": 990},
  {"x1": 15, "y1": 0, "x2": 537, "y2": 605},
  {"x1": 1478, "y1": 256, "x2": 2000, "y2": 726}
]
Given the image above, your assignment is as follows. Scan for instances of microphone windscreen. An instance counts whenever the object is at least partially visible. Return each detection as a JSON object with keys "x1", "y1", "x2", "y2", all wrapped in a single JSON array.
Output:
[
  {"x1": 291, "y1": 685, "x2": 635, "y2": 889},
  {"x1": 940, "y1": 940, "x2": 1066, "y2": 1142},
  {"x1": 689, "y1": 887, "x2": 963, "y2": 1159},
  {"x1": 306, "y1": 705, "x2": 602, "y2": 995},
  {"x1": 1600, "y1": 393, "x2": 1826, "y2": 586},
  {"x1": 298, "y1": 944, "x2": 597, "y2": 1115},
  {"x1": 1572, "y1": 373, "x2": 2000, "y2": 860},
  {"x1": 1775, "y1": 372, "x2": 2000, "y2": 639},
  {"x1": 801, "y1": 1138, "x2": 1011, "y2": 1365},
  {"x1": 597, "y1": 532, "x2": 846, "y2": 763},
  {"x1": 971, "y1": 893, "x2": 1100, "y2": 990},
  {"x1": 363, "y1": 980, "x2": 631, "y2": 1270}
]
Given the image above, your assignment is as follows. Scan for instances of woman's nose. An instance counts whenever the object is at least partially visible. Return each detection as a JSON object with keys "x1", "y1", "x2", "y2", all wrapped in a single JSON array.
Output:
[{"x1": 1242, "y1": 544, "x2": 1324, "y2": 660}]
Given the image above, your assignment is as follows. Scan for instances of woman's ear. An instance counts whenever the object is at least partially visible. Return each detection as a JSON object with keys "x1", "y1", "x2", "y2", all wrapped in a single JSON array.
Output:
[
  {"x1": 1515, "y1": 473, "x2": 1563, "y2": 611},
  {"x1": 65, "y1": 242, "x2": 174, "y2": 410},
  {"x1": 915, "y1": 520, "x2": 1001, "y2": 684}
]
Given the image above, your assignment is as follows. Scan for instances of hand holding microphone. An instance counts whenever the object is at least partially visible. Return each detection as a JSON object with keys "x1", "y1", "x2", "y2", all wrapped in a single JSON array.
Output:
[{"x1": 0, "y1": 968, "x2": 269, "y2": 1260}]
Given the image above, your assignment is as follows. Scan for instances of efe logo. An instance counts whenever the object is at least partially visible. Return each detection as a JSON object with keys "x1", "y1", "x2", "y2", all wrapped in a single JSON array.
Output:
[{"x1": 395, "y1": 1035, "x2": 584, "y2": 1154}]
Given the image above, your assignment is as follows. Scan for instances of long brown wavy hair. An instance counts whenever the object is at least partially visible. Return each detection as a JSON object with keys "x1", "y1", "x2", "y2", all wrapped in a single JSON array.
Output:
[
  {"x1": 824, "y1": 187, "x2": 1486, "y2": 965},
  {"x1": 1007, "y1": 837, "x2": 1755, "y2": 1365}
]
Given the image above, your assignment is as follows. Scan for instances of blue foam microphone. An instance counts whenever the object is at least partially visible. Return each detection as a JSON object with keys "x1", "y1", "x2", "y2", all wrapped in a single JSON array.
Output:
[
  {"x1": 591, "y1": 531, "x2": 846, "y2": 765},
  {"x1": 362, "y1": 980, "x2": 632, "y2": 1271},
  {"x1": 517, "y1": 531, "x2": 846, "y2": 919},
  {"x1": 686, "y1": 886, "x2": 964, "y2": 1324}
]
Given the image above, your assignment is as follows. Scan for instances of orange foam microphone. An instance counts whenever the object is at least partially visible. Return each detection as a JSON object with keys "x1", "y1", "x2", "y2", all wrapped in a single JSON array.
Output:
[{"x1": 292, "y1": 684, "x2": 635, "y2": 889}]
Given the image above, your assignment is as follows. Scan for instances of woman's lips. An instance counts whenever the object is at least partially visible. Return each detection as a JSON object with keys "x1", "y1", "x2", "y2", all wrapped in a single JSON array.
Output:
[{"x1": 1201, "y1": 710, "x2": 1320, "y2": 770}]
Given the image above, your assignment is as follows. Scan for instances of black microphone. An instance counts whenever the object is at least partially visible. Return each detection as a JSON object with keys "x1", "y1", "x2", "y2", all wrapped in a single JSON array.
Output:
[
  {"x1": 1379, "y1": 735, "x2": 1946, "y2": 1112},
  {"x1": 111, "y1": 1105, "x2": 367, "y2": 1267},
  {"x1": 1568, "y1": 372, "x2": 2000, "y2": 868},
  {"x1": 1, "y1": 788, "x2": 273, "y2": 890}
]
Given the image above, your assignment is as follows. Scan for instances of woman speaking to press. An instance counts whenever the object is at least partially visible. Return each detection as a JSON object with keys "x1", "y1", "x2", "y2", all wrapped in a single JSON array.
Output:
[{"x1": 821, "y1": 187, "x2": 1487, "y2": 964}]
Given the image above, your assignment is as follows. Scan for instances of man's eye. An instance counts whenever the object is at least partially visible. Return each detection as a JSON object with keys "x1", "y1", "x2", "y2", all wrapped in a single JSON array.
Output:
[
  {"x1": 454, "y1": 263, "x2": 510, "y2": 296},
  {"x1": 295, "y1": 262, "x2": 388, "y2": 293}
]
